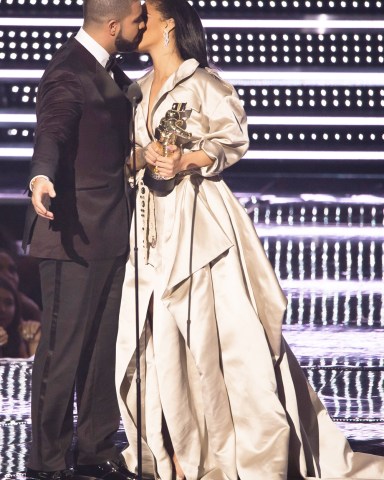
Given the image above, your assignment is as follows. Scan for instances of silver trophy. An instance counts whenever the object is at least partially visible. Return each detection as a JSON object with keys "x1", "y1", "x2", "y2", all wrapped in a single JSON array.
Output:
[{"x1": 143, "y1": 102, "x2": 192, "y2": 194}]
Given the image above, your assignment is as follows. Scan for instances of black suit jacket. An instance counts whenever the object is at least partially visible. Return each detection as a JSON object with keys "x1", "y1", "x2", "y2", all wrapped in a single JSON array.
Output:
[{"x1": 23, "y1": 37, "x2": 132, "y2": 263}]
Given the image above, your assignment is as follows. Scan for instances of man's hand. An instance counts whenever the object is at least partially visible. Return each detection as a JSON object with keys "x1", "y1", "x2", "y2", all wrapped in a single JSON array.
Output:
[{"x1": 31, "y1": 177, "x2": 56, "y2": 220}]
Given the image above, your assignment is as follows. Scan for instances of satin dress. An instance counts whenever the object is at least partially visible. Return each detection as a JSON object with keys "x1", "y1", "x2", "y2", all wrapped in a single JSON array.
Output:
[{"x1": 116, "y1": 59, "x2": 384, "y2": 480}]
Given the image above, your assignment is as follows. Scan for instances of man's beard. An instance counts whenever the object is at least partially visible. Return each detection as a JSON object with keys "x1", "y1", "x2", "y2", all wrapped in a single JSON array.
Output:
[{"x1": 115, "y1": 29, "x2": 143, "y2": 53}]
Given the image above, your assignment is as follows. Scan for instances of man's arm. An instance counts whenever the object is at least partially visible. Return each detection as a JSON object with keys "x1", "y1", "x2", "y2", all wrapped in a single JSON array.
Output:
[{"x1": 30, "y1": 69, "x2": 83, "y2": 219}]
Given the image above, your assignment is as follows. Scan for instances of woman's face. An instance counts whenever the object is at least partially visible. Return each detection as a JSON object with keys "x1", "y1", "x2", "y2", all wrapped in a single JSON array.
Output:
[
  {"x1": 137, "y1": 2, "x2": 168, "y2": 53},
  {"x1": 0, "y1": 287, "x2": 16, "y2": 330},
  {"x1": 0, "y1": 252, "x2": 19, "y2": 289}
]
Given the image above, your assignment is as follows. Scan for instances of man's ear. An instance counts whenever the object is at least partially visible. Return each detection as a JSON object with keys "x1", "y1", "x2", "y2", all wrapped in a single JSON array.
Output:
[{"x1": 108, "y1": 19, "x2": 118, "y2": 37}]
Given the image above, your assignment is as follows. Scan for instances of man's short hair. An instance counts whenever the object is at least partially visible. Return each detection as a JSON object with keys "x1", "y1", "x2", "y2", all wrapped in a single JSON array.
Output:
[{"x1": 83, "y1": 0, "x2": 134, "y2": 23}]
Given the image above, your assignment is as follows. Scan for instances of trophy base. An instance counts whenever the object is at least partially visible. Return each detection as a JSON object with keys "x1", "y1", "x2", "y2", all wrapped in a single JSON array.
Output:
[{"x1": 143, "y1": 167, "x2": 175, "y2": 194}]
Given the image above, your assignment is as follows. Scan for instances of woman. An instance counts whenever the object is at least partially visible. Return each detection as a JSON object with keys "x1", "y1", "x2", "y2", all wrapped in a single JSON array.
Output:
[
  {"x1": 116, "y1": 1, "x2": 384, "y2": 479},
  {"x1": 0, "y1": 276, "x2": 41, "y2": 358}
]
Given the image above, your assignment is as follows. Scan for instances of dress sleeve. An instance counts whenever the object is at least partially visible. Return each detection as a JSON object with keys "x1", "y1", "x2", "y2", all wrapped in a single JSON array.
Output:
[{"x1": 192, "y1": 81, "x2": 249, "y2": 177}]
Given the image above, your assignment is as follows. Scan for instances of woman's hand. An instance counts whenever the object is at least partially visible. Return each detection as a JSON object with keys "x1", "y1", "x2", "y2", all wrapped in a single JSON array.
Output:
[
  {"x1": 144, "y1": 142, "x2": 183, "y2": 178},
  {"x1": 0, "y1": 326, "x2": 9, "y2": 347},
  {"x1": 19, "y1": 320, "x2": 41, "y2": 355}
]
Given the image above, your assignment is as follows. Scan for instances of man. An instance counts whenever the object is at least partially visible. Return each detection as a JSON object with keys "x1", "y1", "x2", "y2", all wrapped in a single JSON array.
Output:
[{"x1": 22, "y1": 0, "x2": 145, "y2": 478}]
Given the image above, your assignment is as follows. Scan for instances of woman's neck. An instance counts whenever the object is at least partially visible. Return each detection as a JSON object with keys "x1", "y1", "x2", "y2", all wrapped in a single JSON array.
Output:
[{"x1": 151, "y1": 50, "x2": 184, "y2": 83}]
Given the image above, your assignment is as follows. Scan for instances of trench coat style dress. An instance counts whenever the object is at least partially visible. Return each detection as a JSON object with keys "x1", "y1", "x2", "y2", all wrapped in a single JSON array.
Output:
[{"x1": 116, "y1": 59, "x2": 384, "y2": 480}]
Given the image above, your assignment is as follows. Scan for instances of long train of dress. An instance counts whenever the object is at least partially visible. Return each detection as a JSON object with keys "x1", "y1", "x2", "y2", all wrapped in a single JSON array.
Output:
[{"x1": 116, "y1": 174, "x2": 384, "y2": 480}]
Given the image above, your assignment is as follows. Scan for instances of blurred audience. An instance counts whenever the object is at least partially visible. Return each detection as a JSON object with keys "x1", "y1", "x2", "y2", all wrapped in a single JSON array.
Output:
[
  {"x1": 0, "y1": 224, "x2": 42, "y2": 311},
  {"x1": 0, "y1": 249, "x2": 41, "y2": 322},
  {"x1": 0, "y1": 226, "x2": 42, "y2": 358},
  {"x1": 0, "y1": 276, "x2": 41, "y2": 358}
]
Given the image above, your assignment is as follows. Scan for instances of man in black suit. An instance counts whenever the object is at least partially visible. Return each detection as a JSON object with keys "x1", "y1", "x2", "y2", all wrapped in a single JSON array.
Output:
[{"x1": 22, "y1": 0, "x2": 145, "y2": 478}]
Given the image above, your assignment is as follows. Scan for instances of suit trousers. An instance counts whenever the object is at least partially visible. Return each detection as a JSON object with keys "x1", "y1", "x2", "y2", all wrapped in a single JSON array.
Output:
[{"x1": 28, "y1": 256, "x2": 126, "y2": 471}]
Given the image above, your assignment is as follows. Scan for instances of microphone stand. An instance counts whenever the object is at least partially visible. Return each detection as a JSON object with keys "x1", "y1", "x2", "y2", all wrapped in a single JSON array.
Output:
[{"x1": 124, "y1": 82, "x2": 143, "y2": 480}]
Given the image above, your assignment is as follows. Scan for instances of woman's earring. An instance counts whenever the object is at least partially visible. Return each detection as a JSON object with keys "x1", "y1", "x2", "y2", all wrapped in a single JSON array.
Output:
[{"x1": 163, "y1": 29, "x2": 169, "y2": 47}]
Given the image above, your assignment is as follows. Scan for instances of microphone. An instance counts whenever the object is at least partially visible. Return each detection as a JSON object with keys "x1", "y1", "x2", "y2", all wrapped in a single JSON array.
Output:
[
  {"x1": 123, "y1": 78, "x2": 144, "y2": 479},
  {"x1": 124, "y1": 82, "x2": 143, "y2": 107}
]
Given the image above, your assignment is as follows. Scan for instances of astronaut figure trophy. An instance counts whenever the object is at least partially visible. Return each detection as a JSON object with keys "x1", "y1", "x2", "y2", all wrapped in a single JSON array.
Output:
[{"x1": 143, "y1": 102, "x2": 192, "y2": 194}]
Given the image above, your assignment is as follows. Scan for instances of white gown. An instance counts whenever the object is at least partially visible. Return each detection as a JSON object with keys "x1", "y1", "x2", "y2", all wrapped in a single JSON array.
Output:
[{"x1": 115, "y1": 59, "x2": 384, "y2": 480}]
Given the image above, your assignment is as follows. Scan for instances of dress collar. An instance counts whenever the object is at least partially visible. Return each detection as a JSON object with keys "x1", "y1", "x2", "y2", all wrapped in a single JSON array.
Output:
[{"x1": 139, "y1": 58, "x2": 200, "y2": 95}]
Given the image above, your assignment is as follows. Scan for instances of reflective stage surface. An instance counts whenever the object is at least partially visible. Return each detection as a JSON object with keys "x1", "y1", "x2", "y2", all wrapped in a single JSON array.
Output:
[{"x1": 1, "y1": 193, "x2": 383, "y2": 478}]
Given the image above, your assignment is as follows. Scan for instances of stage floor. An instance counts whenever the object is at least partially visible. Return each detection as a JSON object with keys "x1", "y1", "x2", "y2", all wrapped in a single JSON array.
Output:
[{"x1": 1, "y1": 189, "x2": 383, "y2": 478}]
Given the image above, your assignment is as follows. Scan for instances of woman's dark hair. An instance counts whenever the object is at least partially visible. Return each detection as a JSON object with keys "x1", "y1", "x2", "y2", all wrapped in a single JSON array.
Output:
[
  {"x1": 0, "y1": 275, "x2": 22, "y2": 358},
  {"x1": 149, "y1": 0, "x2": 210, "y2": 68}
]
